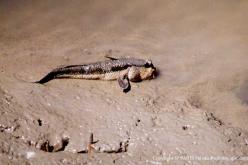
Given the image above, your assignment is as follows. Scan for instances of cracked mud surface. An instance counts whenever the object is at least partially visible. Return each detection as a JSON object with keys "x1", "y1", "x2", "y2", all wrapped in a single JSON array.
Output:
[{"x1": 1, "y1": 0, "x2": 248, "y2": 164}]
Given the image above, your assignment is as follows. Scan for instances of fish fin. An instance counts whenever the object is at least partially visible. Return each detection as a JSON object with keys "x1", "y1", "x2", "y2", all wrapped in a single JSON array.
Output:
[
  {"x1": 117, "y1": 74, "x2": 131, "y2": 93},
  {"x1": 105, "y1": 55, "x2": 118, "y2": 60},
  {"x1": 34, "y1": 72, "x2": 55, "y2": 84}
]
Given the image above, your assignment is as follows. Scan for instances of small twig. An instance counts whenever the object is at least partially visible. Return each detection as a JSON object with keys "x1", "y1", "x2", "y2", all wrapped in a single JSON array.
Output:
[
  {"x1": 87, "y1": 133, "x2": 93, "y2": 155},
  {"x1": 87, "y1": 133, "x2": 99, "y2": 156}
]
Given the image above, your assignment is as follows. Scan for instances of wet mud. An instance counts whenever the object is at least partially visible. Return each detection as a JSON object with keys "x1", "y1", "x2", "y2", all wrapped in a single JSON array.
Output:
[{"x1": 1, "y1": 0, "x2": 248, "y2": 164}]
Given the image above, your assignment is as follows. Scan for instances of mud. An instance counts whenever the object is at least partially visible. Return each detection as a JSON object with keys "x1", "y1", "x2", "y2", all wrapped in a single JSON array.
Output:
[{"x1": 1, "y1": 0, "x2": 248, "y2": 164}]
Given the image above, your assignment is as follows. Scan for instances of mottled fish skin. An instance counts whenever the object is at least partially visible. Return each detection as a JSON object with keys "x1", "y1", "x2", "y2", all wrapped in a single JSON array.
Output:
[
  {"x1": 35, "y1": 57, "x2": 156, "y2": 84},
  {"x1": 53, "y1": 58, "x2": 150, "y2": 74}
]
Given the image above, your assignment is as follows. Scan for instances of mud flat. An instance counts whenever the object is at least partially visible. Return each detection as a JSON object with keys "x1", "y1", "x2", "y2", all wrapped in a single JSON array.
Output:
[{"x1": 1, "y1": 0, "x2": 248, "y2": 164}]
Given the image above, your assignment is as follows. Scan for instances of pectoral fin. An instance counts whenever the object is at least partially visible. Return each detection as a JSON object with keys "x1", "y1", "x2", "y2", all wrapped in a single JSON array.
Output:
[{"x1": 117, "y1": 75, "x2": 131, "y2": 93}]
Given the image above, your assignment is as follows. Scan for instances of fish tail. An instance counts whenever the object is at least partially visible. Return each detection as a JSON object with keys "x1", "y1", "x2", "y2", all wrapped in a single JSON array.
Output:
[{"x1": 34, "y1": 71, "x2": 56, "y2": 84}]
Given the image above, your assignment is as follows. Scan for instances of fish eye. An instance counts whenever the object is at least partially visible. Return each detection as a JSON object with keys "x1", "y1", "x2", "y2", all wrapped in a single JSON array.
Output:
[
  {"x1": 146, "y1": 60, "x2": 152, "y2": 65},
  {"x1": 145, "y1": 60, "x2": 152, "y2": 67},
  {"x1": 145, "y1": 60, "x2": 156, "y2": 70}
]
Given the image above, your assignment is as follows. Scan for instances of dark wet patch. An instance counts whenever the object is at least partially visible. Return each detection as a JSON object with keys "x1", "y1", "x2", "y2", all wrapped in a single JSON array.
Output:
[
  {"x1": 236, "y1": 83, "x2": 248, "y2": 105},
  {"x1": 205, "y1": 112, "x2": 224, "y2": 126},
  {"x1": 77, "y1": 133, "x2": 130, "y2": 154},
  {"x1": 182, "y1": 125, "x2": 188, "y2": 130},
  {"x1": 56, "y1": 138, "x2": 70, "y2": 152},
  {"x1": 188, "y1": 94, "x2": 202, "y2": 108},
  {"x1": 39, "y1": 137, "x2": 69, "y2": 152},
  {"x1": 40, "y1": 140, "x2": 54, "y2": 152},
  {"x1": 135, "y1": 119, "x2": 141, "y2": 126},
  {"x1": 37, "y1": 119, "x2": 42, "y2": 126},
  {"x1": 104, "y1": 140, "x2": 129, "y2": 153}
]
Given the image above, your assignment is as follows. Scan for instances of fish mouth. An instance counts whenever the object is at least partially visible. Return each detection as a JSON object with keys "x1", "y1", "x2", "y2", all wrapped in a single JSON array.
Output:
[{"x1": 152, "y1": 68, "x2": 159, "y2": 79}]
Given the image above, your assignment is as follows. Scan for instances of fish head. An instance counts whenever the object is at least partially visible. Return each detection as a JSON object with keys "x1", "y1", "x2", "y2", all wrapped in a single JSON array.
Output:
[{"x1": 140, "y1": 60, "x2": 157, "y2": 80}]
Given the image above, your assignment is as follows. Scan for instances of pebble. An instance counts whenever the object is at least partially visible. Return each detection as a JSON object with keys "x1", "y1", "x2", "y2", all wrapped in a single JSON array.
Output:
[{"x1": 26, "y1": 151, "x2": 35, "y2": 159}]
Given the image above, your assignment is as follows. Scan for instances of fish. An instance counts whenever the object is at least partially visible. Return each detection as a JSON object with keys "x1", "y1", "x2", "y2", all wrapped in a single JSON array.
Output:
[{"x1": 35, "y1": 56, "x2": 157, "y2": 92}]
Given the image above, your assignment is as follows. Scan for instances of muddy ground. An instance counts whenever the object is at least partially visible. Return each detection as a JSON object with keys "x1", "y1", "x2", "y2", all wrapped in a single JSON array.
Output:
[{"x1": 1, "y1": 0, "x2": 248, "y2": 164}]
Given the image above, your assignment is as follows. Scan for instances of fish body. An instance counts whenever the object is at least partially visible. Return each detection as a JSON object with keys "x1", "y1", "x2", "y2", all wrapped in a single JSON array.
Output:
[{"x1": 36, "y1": 57, "x2": 156, "y2": 92}]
